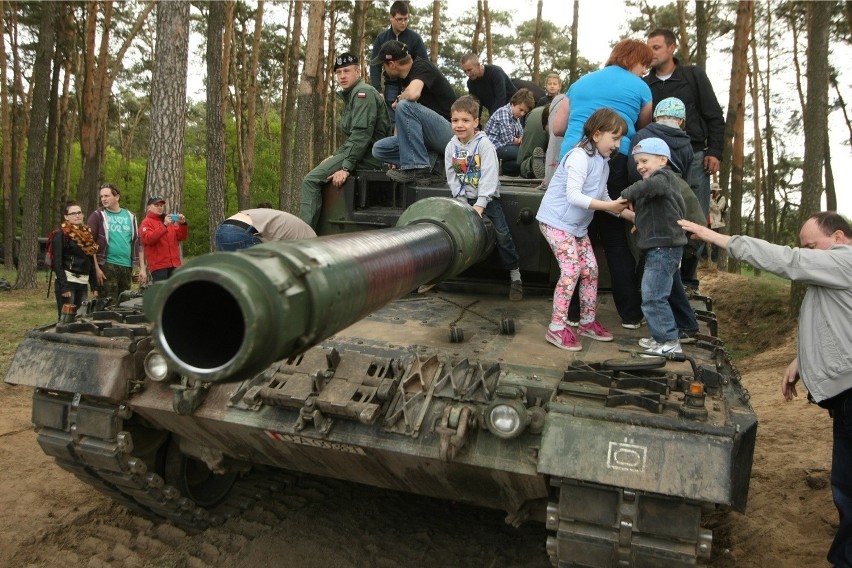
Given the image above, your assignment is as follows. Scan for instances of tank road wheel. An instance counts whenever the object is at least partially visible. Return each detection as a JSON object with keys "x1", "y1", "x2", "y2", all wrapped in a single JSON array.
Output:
[
  {"x1": 500, "y1": 318, "x2": 515, "y2": 335},
  {"x1": 448, "y1": 325, "x2": 464, "y2": 343},
  {"x1": 163, "y1": 439, "x2": 238, "y2": 508}
]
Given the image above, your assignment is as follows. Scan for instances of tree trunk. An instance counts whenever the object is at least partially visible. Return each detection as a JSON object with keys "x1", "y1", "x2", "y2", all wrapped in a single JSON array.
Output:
[
  {"x1": 721, "y1": 0, "x2": 752, "y2": 275},
  {"x1": 350, "y1": 0, "x2": 371, "y2": 60},
  {"x1": 42, "y1": 26, "x2": 63, "y2": 236},
  {"x1": 323, "y1": 1, "x2": 338, "y2": 156},
  {"x1": 569, "y1": 0, "x2": 579, "y2": 86},
  {"x1": 824, "y1": 133, "x2": 836, "y2": 211},
  {"x1": 748, "y1": 25, "x2": 763, "y2": 244},
  {"x1": 694, "y1": 0, "x2": 708, "y2": 69},
  {"x1": 234, "y1": 1, "x2": 263, "y2": 210},
  {"x1": 1, "y1": 0, "x2": 14, "y2": 269},
  {"x1": 145, "y1": 0, "x2": 189, "y2": 209},
  {"x1": 77, "y1": 1, "x2": 155, "y2": 213},
  {"x1": 791, "y1": 0, "x2": 832, "y2": 314},
  {"x1": 294, "y1": 0, "x2": 324, "y2": 210},
  {"x1": 206, "y1": 0, "x2": 227, "y2": 251},
  {"x1": 676, "y1": 0, "x2": 690, "y2": 64},
  {"x1": 15, "y1": 2, "x2": 56, "y2": 290},
  {"x1": 472, "y1": 1, "x2": 482, "y2": 55},
  {"x1": 430, "y1": 1, "x2": 440, "y2": 64},
  {"x1": 531, "y1": 1, "x2": 543, "y2": 83},
  {"x1": 761, "y1": 6, "x2": 777, "y2": 243},
  {"x1": 484, "y1": 1, "x2": 492, "y2": 63},
  {"x1": 280, "y1": 0, "x2": 302, "y2": 213},
  {"x1": 830, "y1": 70, "x2": 852, "y2": 147}
]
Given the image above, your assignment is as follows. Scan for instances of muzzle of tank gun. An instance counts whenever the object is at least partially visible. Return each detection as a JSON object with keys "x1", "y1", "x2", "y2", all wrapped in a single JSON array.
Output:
[{"x1": 144, "y1": 198, "x2": 494, "y2": 384}]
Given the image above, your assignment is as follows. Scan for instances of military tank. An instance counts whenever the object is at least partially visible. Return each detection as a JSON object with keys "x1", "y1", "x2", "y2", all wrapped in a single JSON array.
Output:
[{"x1": 5, "y1": 175, "x2": 756, "y2": 567}]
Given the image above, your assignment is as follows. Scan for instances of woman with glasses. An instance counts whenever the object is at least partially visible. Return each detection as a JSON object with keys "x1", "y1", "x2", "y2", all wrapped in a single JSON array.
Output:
[{"x1": 51, "y1": 200, "x2": 99, "y2": 318}]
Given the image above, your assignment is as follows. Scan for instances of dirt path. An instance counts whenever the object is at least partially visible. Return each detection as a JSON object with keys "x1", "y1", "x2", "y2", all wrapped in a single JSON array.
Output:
[{"x1": 0, "y1": 270, "x2": 838, "y2": 567}]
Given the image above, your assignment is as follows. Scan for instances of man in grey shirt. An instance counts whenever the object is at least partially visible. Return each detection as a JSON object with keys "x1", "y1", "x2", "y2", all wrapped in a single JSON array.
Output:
[
  {"x1": 680, "y1": 212, "x2": 852, "y2": 567},
  {"x1": 214, "y1": 208, "x2": 316, "y2": 251}
]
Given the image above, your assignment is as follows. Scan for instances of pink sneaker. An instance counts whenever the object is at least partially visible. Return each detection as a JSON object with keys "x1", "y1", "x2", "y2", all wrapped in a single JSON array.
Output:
[
  {"x1": 578, "y1": 320, "x2": 614, "y2": 342},
  {"x1": 545, "y1": 327, "x2": 582, "y2": 351}
]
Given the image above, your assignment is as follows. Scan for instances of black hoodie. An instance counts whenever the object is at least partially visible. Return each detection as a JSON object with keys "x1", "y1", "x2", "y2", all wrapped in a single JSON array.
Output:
[{"x1": 627, "y1": 122, "x2": 695, "y2": 183}]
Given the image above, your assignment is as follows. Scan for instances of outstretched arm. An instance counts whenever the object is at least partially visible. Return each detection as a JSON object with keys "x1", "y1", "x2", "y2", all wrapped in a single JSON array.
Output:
[{"x1": 678, "y1": 219, "x2": 731, "y2": 249}]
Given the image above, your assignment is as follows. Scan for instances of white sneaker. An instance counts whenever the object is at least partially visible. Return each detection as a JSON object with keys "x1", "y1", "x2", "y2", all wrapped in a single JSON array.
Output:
[
  {"x1": 638, "y1": 337, "x2": 657, "y2": 349},
  {"x1": 641, "y1": 339, "x2": 682, "y2": 357}
]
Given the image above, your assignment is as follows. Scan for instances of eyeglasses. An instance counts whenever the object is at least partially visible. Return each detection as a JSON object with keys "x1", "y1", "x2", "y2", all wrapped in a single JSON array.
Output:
[{"x1": 66, "y1": 211, "x2": 83, "y2": 216}]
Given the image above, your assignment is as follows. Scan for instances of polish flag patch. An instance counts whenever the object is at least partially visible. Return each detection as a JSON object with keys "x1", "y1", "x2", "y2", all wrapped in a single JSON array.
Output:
[{"x1": 357, "y1": 92, "x2": 367, "y2": 99}]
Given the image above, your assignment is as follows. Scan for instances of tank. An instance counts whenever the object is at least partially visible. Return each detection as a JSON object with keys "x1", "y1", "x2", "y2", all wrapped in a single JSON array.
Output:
[{"x1": 5, "y1": 177, "x2": 756, "y2": 567}]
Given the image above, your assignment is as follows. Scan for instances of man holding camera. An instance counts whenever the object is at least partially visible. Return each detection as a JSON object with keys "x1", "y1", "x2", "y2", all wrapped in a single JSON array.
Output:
[{"x1": 140, "y1": 195, "x2": 188, "y2": 282}]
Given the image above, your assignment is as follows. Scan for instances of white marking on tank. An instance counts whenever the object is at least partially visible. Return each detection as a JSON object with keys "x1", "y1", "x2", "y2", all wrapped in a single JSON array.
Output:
[
  {"x1": 264, "y1": 430, "x2": 367, "y2": 455},
  {"x1": 607, "y1": 438, "x2": 647, "y2": 472}
]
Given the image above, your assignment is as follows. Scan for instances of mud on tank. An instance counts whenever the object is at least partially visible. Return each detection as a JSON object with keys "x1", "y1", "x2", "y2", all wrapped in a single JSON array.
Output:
[{"x1": 5, "y1": 178, "x2": 756, "y2": 567}]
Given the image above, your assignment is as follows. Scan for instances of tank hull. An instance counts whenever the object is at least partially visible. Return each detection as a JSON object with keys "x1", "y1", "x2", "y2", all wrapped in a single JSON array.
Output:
[{"x1": 6, "y1": 181, "x2": 757, "y2": 567}]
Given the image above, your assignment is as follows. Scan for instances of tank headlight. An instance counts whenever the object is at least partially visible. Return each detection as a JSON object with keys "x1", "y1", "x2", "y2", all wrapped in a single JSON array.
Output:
[
  {"x1": 145, "y1": 351, "x2": 173, "y2": 382},
  {"x1": 485, "y1": 400, "x2": 528, "y2": 439}
]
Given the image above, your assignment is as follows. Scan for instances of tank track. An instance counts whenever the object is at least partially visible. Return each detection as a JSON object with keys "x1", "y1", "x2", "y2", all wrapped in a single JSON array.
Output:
[
  {"x1": 30, "y1": 389, "x2": 281, "y2": 531},
  {"x1": 546, "y1": 478, "x2": 712, "y2": 567}
]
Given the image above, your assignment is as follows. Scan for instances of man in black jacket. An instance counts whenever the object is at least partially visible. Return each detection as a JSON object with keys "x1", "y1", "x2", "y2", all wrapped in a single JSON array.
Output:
[
  {"x1": 644, "y1": 28, "x2": 724, "y2": 291},
  {"x1": 461, "y1": 52, "x2": 517, "y2": 118}
]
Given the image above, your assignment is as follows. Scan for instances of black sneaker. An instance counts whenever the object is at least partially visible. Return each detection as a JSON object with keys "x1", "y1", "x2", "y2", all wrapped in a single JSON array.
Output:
[
  {"x1": 509, "y1": 280, "x2": 523, "y2": 301},
  {"x1": 386, "y1": 167, "x2": 433, "y2": 184},
  {"x1": 532, "y1": 147, "x2": 546, "y2": 178}
]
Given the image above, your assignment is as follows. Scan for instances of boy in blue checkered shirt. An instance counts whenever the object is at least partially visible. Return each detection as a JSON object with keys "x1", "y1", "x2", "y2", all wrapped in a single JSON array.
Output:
[{"x1": 483, "y1": 89, "x2": 535, "y2": 176}]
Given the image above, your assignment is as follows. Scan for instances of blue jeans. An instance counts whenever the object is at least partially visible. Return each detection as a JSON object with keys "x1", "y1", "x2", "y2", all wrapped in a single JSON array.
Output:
[
  {"x1": 683, "y1": 150, "x2": 711, "y2": 288},
  {"x1": 468, "y1": 197, "x2": 519, "y2": 270},
  {"x1": 214, "y1": 223, "x2": 262, "y2": 251},
  {"x1": 642, "y1": 246, "x2": 682, "y2": 343},
  {"x1": 496, "y1": 145, "x2": 520, "y2": 176},
  {"x1": 384, "y1": 82, "x2": 400, "y2": 128},
  {"x1": 830, "y1": 390, "x2": 852, "y2": 567},
  {"x1": 669, "y1": 269, "x2": 698, "y2": 333},
  {"x1": 372, "y1": 100, "x2": 453, "y2": 170}
]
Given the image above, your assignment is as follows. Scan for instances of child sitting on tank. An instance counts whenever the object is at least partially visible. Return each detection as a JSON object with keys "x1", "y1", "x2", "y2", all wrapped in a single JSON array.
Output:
[{"x1": 444, "y1": 95, "x2": 524, "y2": 301}]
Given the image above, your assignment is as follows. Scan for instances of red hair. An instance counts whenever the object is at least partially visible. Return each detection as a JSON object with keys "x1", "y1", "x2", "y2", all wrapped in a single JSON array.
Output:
[{"x1": 605, "y1": 39, "x2": 653, "y2": 70}]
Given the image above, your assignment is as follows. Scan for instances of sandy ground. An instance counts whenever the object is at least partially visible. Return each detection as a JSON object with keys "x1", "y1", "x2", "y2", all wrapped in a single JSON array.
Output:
[{"x1": 0, "y1": 269, "x2": 838, "y2": 567}]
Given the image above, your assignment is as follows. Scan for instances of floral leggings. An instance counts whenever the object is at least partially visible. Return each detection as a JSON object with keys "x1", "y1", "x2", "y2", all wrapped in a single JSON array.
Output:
[{"x1": 540, "y1": 222, "x2": 599, "y2": 327}]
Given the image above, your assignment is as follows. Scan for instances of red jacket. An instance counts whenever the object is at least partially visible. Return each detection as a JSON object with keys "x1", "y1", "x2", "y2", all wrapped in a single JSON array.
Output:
[{"x1": 140, "y1": 211, "x2": 188, "y2": 271}]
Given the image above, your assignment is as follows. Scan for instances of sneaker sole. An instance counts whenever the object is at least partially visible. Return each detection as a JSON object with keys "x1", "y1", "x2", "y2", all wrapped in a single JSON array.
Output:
[
  {"x1": 622, "y1": 323, "x2": 642, "y2": 330},
  {"x1": 545, "y1": 335, "x2": 582, "y2": 352},
  {"x1": 580, "y1": 332, "x2": 614, "y2": 342}
]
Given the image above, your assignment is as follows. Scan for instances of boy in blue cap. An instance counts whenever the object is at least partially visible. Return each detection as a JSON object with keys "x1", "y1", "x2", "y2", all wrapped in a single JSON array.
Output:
[{"x1": 620, "y1": 137, "x2": 689, "y2": 356}]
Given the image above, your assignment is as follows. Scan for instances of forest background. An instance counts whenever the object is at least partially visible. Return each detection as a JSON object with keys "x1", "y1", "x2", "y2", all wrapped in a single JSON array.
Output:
[{"x1": 0, "y1": 0, "x2": 849, "y2": 305}]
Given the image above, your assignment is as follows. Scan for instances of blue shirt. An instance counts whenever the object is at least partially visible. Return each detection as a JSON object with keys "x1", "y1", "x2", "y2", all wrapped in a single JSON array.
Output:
[
  {"x1": 560, "y1": 65, "x2": 652, "y2": 159},
  {"x1": 483, "y1": 103, "x2": 522, "y2": 149}
]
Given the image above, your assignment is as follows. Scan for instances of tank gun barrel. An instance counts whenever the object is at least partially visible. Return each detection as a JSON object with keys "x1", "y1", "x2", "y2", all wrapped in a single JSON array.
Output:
[{"x1": 144, "y1": 198, "x2": 493, "y2": 383}]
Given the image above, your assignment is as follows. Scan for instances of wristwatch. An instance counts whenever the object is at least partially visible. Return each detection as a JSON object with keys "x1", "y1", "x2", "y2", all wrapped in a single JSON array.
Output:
[{"x1": 341, "y1": 166, "x2": 351, "y2": 173}]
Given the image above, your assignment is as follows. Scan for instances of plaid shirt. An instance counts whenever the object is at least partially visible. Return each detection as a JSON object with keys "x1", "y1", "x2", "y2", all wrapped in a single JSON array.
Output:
[{"x1": 484, "y1": 103, "x2": 522, "y2": 149}]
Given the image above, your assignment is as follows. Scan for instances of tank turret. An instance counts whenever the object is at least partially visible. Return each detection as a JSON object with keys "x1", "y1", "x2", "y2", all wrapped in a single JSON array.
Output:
[{"x1": 144, "y1": 197, "x2": 494, "y2": 383}]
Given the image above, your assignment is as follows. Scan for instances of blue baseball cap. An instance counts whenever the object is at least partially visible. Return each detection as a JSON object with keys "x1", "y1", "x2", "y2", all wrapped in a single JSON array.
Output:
[{"x1": 631, "y1": 137, "x2": 671, "y2": 160}]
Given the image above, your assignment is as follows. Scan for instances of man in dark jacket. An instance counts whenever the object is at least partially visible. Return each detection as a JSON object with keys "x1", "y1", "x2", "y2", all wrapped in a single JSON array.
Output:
[
  {"x1": 369, "y1": 0, "x2": 428, "y2": 126},
  {"x1": 299, "y1": 52, "x2": 391, "y2": 228},
  {"x1": 461, "y1": 52, "x2": 517, "y2": 118},
  {"x1": 645, "y1": 28, "x2": 724, "y2": 290}
]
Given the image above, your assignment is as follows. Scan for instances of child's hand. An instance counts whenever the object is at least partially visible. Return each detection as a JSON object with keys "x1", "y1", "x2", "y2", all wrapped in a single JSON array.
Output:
[
  {"x1": 473, "y1": 205, "x2": 485, "y2": 217},
  {"x1": 609, "y1": 198, "x2": 629, "y2": 214}
]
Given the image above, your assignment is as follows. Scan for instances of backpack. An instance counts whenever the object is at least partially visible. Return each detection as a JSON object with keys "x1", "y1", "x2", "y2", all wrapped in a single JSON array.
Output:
[{"x1": 45, "y1": 228, "x2": 68, "y2": 269}]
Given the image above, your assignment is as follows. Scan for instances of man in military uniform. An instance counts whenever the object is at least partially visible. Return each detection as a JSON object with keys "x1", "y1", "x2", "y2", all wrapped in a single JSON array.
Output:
[{"x1": 299, "y1": 52, "x2": 391, "y2": 229}]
